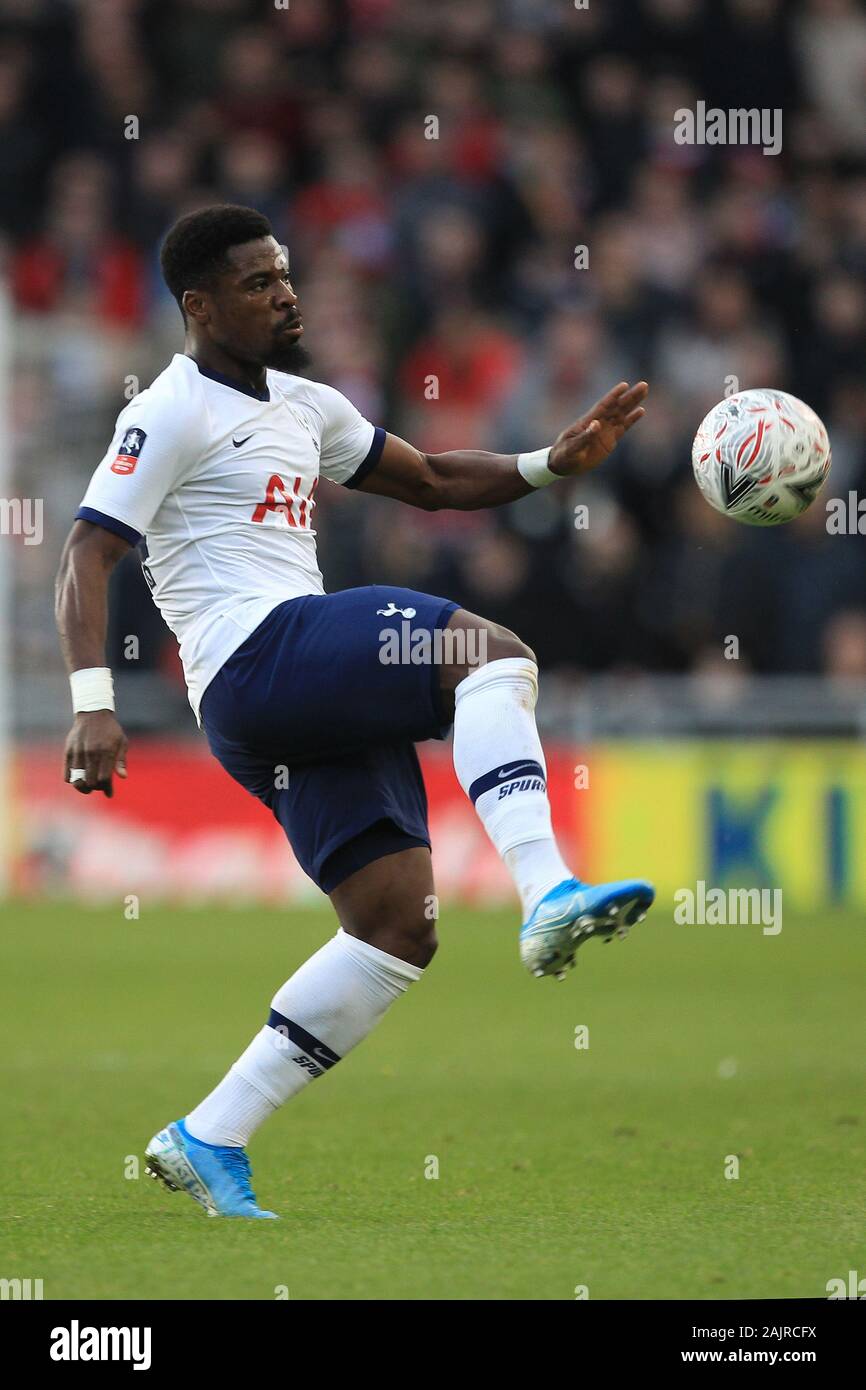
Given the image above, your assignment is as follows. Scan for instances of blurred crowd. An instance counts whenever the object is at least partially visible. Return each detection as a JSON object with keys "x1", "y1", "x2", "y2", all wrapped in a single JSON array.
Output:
[{"x1": 4, "y1": 0, "x2": 866, "y2": 718}]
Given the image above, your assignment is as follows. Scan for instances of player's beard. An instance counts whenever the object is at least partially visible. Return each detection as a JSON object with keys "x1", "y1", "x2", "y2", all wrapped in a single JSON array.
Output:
[{"x1": 266, "y1": 337, "x2": 313, "y2": 374}]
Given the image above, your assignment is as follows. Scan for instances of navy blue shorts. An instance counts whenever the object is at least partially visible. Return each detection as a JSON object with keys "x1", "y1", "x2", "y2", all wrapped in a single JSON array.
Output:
[{"x1": 200, "y1": 586, "x2": 460, "y2": 893}]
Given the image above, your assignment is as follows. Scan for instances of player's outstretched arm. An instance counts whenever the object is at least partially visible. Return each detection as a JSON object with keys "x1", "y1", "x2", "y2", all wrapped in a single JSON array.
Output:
[
  {"x1": 355, "y1": 381, "x2": 648, "y2": 511},
  {"x1": 55, "y1": 520, "x2": 132, "y2": 797}
]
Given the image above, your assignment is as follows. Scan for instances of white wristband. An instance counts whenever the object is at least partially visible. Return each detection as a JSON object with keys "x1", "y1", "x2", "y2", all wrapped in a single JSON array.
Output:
[
  {"x1": 516, "y1": 446, "x2": 558, "y2": 488},
  {"x1": 70, "y1": 667, "x2": 115, "y2": 714}
]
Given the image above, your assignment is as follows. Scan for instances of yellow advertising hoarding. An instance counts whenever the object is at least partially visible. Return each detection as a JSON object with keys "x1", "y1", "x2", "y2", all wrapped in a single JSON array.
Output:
[{"x1": 583, "y1": 741, "x2": 866, "y2": 912}]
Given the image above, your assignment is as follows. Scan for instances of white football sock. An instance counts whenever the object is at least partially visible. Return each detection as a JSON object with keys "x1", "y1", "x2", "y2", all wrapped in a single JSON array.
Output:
[
  {"x1": 185, "y1": 929, "x2": 423, "y2": 1147},
  {"x1": 453, "y1": 657, "x2": 572, "y2": 919}
]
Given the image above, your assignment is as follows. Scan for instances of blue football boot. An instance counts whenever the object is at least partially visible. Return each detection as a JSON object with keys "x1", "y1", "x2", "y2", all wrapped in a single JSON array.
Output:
[
  {"x1": 144, "y1": 1118, "x2": 278, "y2": 1219},
  {"x1": 520, "y1": 876, "x2": 655, "y2": 980}
]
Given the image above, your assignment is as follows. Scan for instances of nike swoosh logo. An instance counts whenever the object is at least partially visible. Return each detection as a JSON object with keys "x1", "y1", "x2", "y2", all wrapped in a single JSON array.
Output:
[
  {"x1": 232, "y1": 434, "x2": 253, "y2": 448},
  {"x1": 499, "y1": 763, "x2": 539, "y2": 778}
]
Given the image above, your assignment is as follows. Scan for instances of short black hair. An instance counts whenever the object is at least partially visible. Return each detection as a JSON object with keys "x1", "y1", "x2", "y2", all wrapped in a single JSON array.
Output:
[{"x1": 160, "y1": 204, "x2": 273, "y2": 315}]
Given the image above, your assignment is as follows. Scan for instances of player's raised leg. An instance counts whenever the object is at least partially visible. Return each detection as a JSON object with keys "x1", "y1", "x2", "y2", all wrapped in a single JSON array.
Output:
[
  {"x1": 146, "y1": 846, "x2": 434, "y2": 1218},
  {"x1": 441, "y1": 609, "x2": 654, "y2": 980}
]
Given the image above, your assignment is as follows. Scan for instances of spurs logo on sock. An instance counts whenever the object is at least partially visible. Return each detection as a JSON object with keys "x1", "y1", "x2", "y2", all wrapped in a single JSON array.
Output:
[
  {"x1": 496, "y1": 776, "x2": 546, "y2": 800},
  {"x1": 468, "y1": 760, "x2": 546, "y2": 804},
  {"x1": 267, "y1": 1009, "x2": 341, "y2": 1078}
]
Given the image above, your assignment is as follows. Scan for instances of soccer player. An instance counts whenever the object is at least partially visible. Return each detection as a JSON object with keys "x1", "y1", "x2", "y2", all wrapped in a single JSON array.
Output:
[{"x1": 55, "y1": 206, "x2": 654, "y2": 1219}]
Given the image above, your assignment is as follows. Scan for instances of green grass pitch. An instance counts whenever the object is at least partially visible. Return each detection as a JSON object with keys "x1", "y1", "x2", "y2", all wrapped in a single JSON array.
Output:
[{"x1": 1, "y1": 899, "x2": 864, "y2": 1300}]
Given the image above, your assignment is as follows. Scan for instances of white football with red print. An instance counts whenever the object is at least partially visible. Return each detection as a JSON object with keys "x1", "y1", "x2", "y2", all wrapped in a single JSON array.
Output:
[{"x1": 691, "y1": 388, "x2": 831, "y2": 526}]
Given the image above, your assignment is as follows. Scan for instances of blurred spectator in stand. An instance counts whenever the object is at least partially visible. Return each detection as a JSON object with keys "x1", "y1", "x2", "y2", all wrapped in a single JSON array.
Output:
[
  {"x1": 795, "y1": 0, "x2": 866, "y2": 157},
  {"x1": 12, "y1": 154, "x2": 145, "y2": 328},
  {"x1": 495, "y1": 304, "x2": 633, "y2": 455},
  {"x1": 216, "y1": 130, "x2": 288, "y2": 229},
  {"x1": 399, "y1": 304, "x2": 522, "y2": 446},
  {"x1": 823, "y1": 611, "x2": 866, "y2": 680},
  {"x1": 656, "y1": 265, "x2": 787, "y2": 422}
]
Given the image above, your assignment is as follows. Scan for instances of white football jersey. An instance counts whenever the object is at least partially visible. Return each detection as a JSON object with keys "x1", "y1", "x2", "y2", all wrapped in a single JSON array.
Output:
[{"x1": 78, "y1": 353, "x2": 385, "y2": 721}]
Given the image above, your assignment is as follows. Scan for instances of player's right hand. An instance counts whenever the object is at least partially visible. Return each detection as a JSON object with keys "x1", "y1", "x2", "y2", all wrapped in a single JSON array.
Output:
[{"x1": 63, "y1": 711, "x2": 128, "y2": 798}]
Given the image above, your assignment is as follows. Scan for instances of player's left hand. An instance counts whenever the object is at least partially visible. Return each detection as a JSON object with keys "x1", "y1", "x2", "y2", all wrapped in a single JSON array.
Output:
[{"x1": 548, "y1": 381, "x2": 649, "y2": 477}]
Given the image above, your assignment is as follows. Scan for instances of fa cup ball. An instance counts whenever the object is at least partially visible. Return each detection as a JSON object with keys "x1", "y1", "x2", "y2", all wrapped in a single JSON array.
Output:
[{"x1": 691, "y1": 388, "x2": 831, "y2": 526}]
